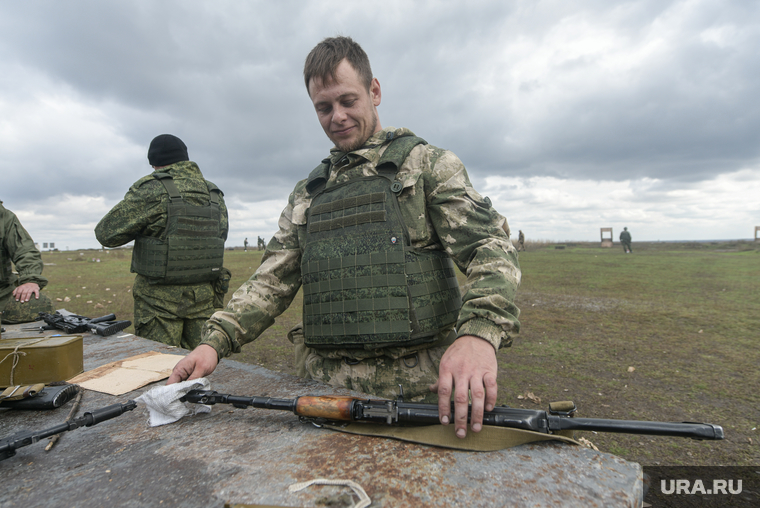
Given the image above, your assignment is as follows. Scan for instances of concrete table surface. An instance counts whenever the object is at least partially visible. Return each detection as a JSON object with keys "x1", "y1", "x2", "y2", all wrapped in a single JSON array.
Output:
[{"x1": 0, "y1": 325, "x2": 643, "y2": 507}]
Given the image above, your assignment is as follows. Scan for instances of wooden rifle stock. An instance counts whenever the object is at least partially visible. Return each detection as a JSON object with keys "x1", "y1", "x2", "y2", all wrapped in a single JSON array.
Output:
[{"x1": 294, "y1": 396, "x2": 355, "y2": 421}]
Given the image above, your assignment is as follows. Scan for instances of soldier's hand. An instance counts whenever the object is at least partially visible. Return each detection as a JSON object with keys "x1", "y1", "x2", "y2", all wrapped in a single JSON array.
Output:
[
  {"x1": 167, "y1": 345, "x2": 219, "y2": 384},
  {"x1": 430, "y1": 335, "x2": 498, "y2": 438},
  {"x1": 12, "y1": 283, "x2": 40, "y2": 302}
]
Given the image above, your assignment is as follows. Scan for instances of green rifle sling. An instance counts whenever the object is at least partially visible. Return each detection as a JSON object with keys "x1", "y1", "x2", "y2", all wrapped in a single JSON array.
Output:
[{"x1": 325, "y1": 422, "x2": 579, "y2": 452}]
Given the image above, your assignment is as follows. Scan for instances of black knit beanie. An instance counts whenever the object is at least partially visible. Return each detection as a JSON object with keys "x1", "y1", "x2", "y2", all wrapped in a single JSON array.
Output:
[{"x1": 147, "y1": 134, "x2": 189, "y2": 167}]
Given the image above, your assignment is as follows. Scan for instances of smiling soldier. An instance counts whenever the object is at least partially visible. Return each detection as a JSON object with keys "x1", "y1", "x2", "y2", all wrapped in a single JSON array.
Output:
[{"x1": 170, "y1": 36, "x2": 521, "y2": 439}]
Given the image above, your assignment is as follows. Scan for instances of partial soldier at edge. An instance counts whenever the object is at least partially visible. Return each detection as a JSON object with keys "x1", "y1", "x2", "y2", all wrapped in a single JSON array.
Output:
[{"x1": 0, "y1": 202, "x2": 54, "y2": 326}]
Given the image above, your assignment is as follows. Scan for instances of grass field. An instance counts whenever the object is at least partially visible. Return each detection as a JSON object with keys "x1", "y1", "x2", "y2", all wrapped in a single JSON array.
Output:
[{"x1": 35, "y1": 239, "x2": 760, "y2": 467}]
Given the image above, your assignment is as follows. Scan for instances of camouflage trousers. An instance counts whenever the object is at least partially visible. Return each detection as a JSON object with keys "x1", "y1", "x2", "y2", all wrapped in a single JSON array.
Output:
[
  {"x1": 0, "y1": 288, "x2": 54, "y2": 325},
  {"x1": 288, "y1": 323, "x2": 446, "y2": 403},
  {"x1": 133, "y1": 275, "x2": 219, "y2": 350}
]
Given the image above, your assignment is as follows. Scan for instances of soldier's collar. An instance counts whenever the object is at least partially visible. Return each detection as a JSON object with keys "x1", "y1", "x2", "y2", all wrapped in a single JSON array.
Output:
[
  {"x1": 327, "y1": 128, "x2": 411, "y2": 166},
  {"x1": 157, "y1": 160, "x2": 201, "y2": 175}
]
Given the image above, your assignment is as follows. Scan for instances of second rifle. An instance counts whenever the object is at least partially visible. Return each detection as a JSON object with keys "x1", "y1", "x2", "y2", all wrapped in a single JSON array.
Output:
[{"x1": 35, "y1": 312, "x2": 131, "y2": 337}]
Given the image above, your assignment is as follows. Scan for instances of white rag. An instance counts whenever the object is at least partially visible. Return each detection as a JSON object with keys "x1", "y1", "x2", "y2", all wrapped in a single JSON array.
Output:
[{"x1": 135, "y1": 378, "x2": 212, "y2": 427}]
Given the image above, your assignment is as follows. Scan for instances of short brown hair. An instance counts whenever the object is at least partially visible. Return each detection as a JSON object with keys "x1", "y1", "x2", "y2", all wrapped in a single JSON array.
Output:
[{"x1": 304, "y1": 36, "x2": 373, "y2": 94}]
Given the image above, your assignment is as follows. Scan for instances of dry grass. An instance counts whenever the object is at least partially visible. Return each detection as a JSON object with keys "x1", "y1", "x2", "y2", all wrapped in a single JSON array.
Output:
[{"x1": 37, "y1": 240, "x2": 760, "y2": 466}]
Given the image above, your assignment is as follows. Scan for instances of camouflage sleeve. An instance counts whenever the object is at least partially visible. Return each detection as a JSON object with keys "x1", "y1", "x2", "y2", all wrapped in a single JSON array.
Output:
[
  {"x1": 201, "y1": 183, "x2": 307, "y2": 358},
  {"x1": 3, "y1": 211, "x2": 47, "y2": 289},
  {"x1": 205, "y1": 179, "x2": 229, "y2": 241},
  {"x1": 94, "y1": 180, "x2": 166, "y2": 247},
  {"x1": 424, "y1": 149, "x2": 521, "y2": 350}
]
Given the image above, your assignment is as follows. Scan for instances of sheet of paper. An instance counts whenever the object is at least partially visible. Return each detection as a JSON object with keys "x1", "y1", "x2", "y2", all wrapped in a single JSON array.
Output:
[{"x1": 68, "y1": 351, "x2": 183, "y2": 395}]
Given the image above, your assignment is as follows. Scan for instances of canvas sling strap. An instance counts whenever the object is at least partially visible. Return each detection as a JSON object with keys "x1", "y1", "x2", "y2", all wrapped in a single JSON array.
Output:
[
  {"x1": 323, "y1": 422, "x2": 579, "y2": 451},
  {"x1": 0, "y1": 383, "x2": 45, "y2": 402},
  {"x1": 322, "y1": 401, "x2": 581, "y2": 451}
]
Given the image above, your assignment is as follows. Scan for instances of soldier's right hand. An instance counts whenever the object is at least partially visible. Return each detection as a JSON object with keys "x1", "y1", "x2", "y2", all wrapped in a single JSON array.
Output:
[
  {"x1": 167, "y1": 345, "x2": 219, "y2": 384},
  {"x1": 13, "y1": 282, "x2": 40, "y2": 302}
]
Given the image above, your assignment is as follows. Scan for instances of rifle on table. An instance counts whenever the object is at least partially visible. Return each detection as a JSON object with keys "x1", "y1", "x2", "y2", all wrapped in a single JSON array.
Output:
[
  {"x1": 0, "y1": 401, "x2": 137, "y2": 461},
  {"x1": 34, "y1": 312, "x2": 131, "y2": 336},
  {"x1": 181, "y1": 387, "x2": 724, "y2": 441}
]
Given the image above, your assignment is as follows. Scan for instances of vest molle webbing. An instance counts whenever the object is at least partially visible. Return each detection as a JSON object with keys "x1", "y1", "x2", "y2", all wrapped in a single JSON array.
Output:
[
  {"x1": 301, "y1": 136, "x2": 462, "y2": 349},
  {"x1": 131, "y1": 173, "x2": 225, "y2": 285},
  {"x1": 0, "y1": 246, "x2": 9, "y2": 286}
]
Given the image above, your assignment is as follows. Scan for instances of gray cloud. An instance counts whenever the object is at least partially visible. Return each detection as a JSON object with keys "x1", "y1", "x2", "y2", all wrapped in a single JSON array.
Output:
[{"x1": 1, "y1": 0, "x2": 758, "y2": 247}]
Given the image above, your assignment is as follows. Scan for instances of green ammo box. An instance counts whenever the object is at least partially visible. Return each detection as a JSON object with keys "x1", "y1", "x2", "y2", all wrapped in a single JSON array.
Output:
[{"x1": 0, "y1": 335, "x2": 84, "y2": 388}]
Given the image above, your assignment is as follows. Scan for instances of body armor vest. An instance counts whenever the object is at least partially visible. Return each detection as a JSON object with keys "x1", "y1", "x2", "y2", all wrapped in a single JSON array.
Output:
[
  {"x1": 131, "y1": 173, "x2": 225, "y2": 285},
  {"x1": 0, "y1": 246, "x2": 10, "y2": 285},
  {"x1": 0, "y1": 213, "x2": 11, "y2": 285},
  {"x1": 301, "y1": 135, "x2": 462, "y2": 349}
]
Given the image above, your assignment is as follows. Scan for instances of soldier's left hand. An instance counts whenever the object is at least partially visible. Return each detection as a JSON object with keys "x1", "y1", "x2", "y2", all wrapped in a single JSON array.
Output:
[
  {"x1": 13, "y1": 283, "x2": 40, "y2": 303},
  {"x1": 431, "y1": 335, "x2": 498, "y2": 438}
]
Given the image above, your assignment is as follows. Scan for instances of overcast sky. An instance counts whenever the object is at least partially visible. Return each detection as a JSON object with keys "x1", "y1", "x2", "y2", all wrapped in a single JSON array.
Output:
[{"x1": 2, "y1": 0, "x2": 758, "y2": 250}]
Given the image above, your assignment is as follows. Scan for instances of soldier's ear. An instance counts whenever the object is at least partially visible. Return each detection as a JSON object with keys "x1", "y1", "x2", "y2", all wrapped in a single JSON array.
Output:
[{"x1": 370, "y1": 78, "x2": 381, "y2": 107}]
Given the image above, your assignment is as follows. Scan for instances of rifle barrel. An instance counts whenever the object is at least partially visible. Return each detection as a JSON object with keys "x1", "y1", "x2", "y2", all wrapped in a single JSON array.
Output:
[
  {"x1": 89, "y1": 314, "x2": 117, "y2": 324},
  {"x1": 551, "y1": 416, "x2": 724, "y2": 440},
  {"x1": 182, "y1": 391, "x2": 297, "y2": 412},
  {"x1": 0, "y1": 401, "x2": 137, "y2": 461}
]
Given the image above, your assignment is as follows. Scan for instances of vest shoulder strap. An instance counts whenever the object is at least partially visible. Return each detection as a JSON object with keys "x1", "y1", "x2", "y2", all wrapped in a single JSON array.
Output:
[
  {"x1": 305, "y1": 135, "x2": 428, "y2": 196},
  {"x1": 205, "y1": 180, "x2": 223, "y2": 205},
  {"x1": 305, "y1": 158, "x2": 332, "y2": 195},
  {"x1": 376, "y1": 135, "x2": 427, "y2": 172},
  {"x1": 152, "y1": 172, "x2": 182, "y2": 201},
  {"x1": 151, "y1": 173, "x2": 222, "y2": 205}
]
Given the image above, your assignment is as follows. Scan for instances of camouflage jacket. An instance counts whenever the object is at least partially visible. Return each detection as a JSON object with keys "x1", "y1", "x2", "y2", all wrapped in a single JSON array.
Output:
[
  {"x1": 95, "y1": 161, "x2": 229, "y2": 248},
  {"x1": 0, "y1": 202, "x2": 48, "y2": 300},
  {"x1": 203, "y1": 127, "x2": 521, "y2": 360}
]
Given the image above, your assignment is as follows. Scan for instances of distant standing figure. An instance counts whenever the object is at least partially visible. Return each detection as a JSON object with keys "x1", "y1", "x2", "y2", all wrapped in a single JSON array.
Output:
[
  {"x1": 517, "y1": 230, "x2": 525, "y2": 252},
  {"x1": 244, "y1": 238, "x2": 249, "y2": 252},
  {"x1": 95, "y1": 134, "x2": 232, "y2": 349},
  {"x1": 257, "y1": 236, "x2": 265, "y2": 250},
  {"x1": 620, "y1": 227, "x2": 632, "y2": 253}
]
